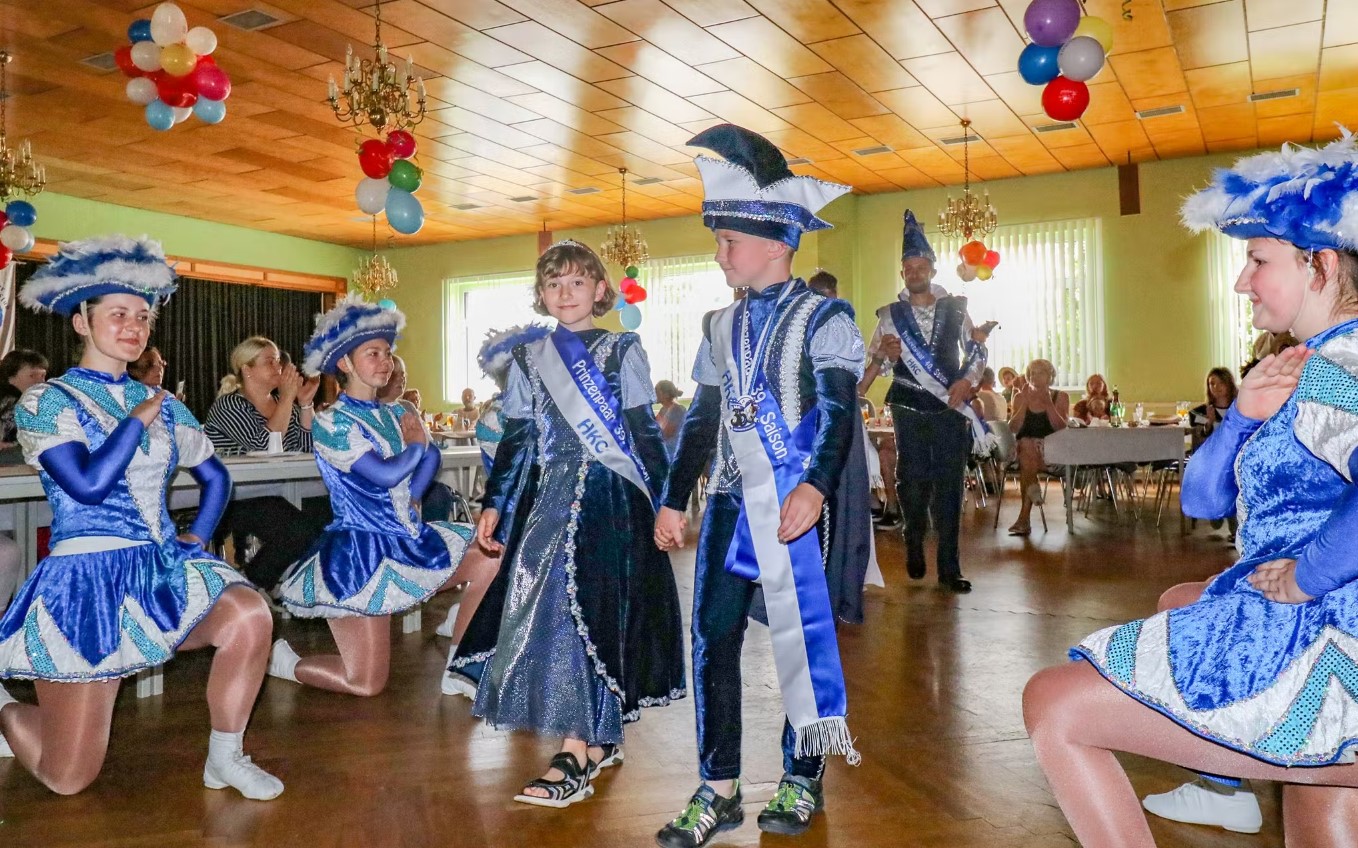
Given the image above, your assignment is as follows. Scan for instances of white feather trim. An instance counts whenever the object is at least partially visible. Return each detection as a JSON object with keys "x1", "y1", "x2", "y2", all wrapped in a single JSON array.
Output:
[
  {"x1": 695, "y1": 156, "x2": 850, "y2": 218},
  {"x1": 302, "y1": 294, "x2": 406, "y2": 376}
]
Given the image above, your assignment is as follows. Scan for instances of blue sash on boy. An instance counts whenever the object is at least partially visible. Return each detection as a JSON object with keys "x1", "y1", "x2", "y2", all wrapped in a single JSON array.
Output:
[
  {"x1": 533, "y1": 326, "x2": 655, "y2": 505},
  {"x1": 879, "y1": 301, "x2": 994, "y2": 456},
  {"x1": 710, "y1": 294, "x2": 858, "y2": 762}
]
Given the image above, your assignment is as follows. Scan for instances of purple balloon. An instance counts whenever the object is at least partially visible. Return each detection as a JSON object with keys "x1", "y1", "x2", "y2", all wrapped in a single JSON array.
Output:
[{"x1": 1024, "y1": 0, "x2": 1082, "y2": 47}]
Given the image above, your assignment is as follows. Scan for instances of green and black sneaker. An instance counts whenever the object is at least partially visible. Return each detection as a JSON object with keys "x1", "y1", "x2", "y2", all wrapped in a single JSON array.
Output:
[
  {"x1": 756, "y1": 774, "x2": 824, "y2": 836},
  {"x1": 655, "y1": 782, "x2": 744, "y2": 848}
]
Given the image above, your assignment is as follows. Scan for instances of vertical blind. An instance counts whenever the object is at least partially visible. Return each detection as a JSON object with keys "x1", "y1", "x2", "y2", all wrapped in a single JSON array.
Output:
[
  {"x1": 1207, "y1": 232, "x2": 1252, "y2": 374},
  {"x1": 12, "y1": 260, "x2": 323, "y2": 421},
  {"x1": 633, "y1": 255, "x2": 731, "y2": 394},
  {"x1": 443, "y1": 271, "x2": 541, "y2": 402},
  {"x1": 934, "y1": 217, "x2": 1105, "y2": 388}
]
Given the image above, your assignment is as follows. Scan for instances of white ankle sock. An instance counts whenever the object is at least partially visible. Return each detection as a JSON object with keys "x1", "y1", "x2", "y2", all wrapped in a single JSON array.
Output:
[
  {"x1": 209, "y1": 729, "x2": 244, "y2": 760},
  {"x1": 205, "y1": 729, "x2": 283, "y2": 800},
  {"x1": 267, "y1": 639, "x2": 300, "y2": 682}
]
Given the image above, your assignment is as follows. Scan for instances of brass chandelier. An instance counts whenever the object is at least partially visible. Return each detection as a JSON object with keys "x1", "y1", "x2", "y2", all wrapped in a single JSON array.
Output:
[
  {"x1": 0, "y1": 52, "x2": 45, "y2": 202},
  {"x1": 327, "y1": 0, "x2": 426, "y2": 132},
  {"x1": 937, "y1": 119, "x2": 996, "y2": 240},
  {"x1": 599, "y1": 168, "x2": 649, "y2": 269},
  {"x1": 352, "y1": 217, "x2": 398, "y2": 297}
]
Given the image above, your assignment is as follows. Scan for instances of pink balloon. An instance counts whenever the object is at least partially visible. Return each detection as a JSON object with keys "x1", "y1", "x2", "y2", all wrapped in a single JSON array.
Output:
[{"x1": 193, "y1": 62, "x2": 232, "y2": 101}]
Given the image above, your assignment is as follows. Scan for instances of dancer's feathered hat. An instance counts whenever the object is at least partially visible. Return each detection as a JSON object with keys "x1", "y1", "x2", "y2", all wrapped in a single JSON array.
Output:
[
  {"x1": 1182, "y1": 129, "x2": 1358, "y2": 251},
  {"x1": 303, "y1": 294, "x2": 405, "y2": 377},
  {"x1": 477, "y1": 323, "x2": 551, "y2": 386},
  {"x1": 20, "y1": 235, "x2": 177, "y2": 315},
  {"x1": 900, "y1": 210, "x2": 937, "y2": 263},
  {"x1": 688, "y1": 124, "x2": 851, "y2": 249}
]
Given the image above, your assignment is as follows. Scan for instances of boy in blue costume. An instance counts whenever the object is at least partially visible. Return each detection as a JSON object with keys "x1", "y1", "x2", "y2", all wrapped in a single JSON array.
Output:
[{"x1": 654, "y1": 124, "x2": 864, "y2": 847}]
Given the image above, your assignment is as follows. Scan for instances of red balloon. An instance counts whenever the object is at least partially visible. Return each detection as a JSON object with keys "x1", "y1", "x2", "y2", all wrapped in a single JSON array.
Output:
[
  {"x1": 386, "y1": 129, "x2": 417, "y2": 160},
  {"x1": 983, "y1": 250, "x2": 1001, "y2": 268},
  {"x1": 619, "y1": 276, "x2": 637, "y2": 291},
  {"x1": 1042, "y1": 76, "x2": 1090, "y2": 121},
  {"x1": 629, "y1": 286, "x2": 648, "y2": 304},
  {"x1": 959, "y1": 240, "x2": 987, "y2": 266},
  {"x1": 0, "y1": 211, "x2": 9, "y2": 229},
  {"x1": 115, "y1": 45, "x2": 141, "y2": 78},
  {"x1": 359, "y1": 139, "x2": 393, "y2": 179},
  {"x1": 0, "y1": 245, "x2": 11, "y2": 269},
  {"x1": 193, "y1": 62, "x2": 232, "y2": 101},
  {"x1": 156, "y1": 73, "x2": 199, "y2": 108}
]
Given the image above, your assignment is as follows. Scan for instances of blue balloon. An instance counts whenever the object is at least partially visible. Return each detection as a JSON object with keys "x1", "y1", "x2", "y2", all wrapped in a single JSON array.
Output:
[
  {"x1": 4, "y1": 200, "x2": 35, "y2": 228},
  {"x1": 1018, "y1": 43, "x2": 1062, "y2": 86},
  {"x1": 613, "y1": 297, "x2": 626, "y2": 311},
  {"x1": 194, "y1": 97, "x2": 227, "y2": 125},
  {"x1": 377, "y1": 298, "x2": 397, "y2": 310},
  {"x1": 145, "y1": 100, "x2": 174, "y2": 131},
  {"x1": 385, "y1": 188, "x2": 425, "y2": 235},
  {"x1": 619, "y1": 303, "x2": 642, "y2": 330},
  {"x1": 128, "y1": 19, "x2": 153, "y2": 43}
]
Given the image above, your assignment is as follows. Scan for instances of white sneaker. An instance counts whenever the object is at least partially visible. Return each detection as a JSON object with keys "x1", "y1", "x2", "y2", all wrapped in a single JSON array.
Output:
[
  {"x1": 1142, "y1": 781, "x2": 1262, "y2": 834},
  {"x1": 441, "y1": 670, "x2": 476, "y2": 699},
  {"x1": 435, "y1": 602, "x2": 460, "y2": 638},
  {"x1": 267, "y1": 639, "x2": 300, "y2": 683},
  {"x1": 204, "y1": 751, "x2": 284, "y2": 800}
]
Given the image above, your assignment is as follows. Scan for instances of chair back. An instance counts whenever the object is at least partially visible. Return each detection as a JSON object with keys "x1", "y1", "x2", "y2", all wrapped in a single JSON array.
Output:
[{"x1": 989, "y1": 419, "x2": 1017, "y2": 465}]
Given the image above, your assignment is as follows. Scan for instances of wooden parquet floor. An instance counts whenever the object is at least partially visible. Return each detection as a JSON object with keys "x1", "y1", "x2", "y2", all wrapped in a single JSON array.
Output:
[{"x1": 0, "y1": 499, "x2": 1275, "y2": 847}]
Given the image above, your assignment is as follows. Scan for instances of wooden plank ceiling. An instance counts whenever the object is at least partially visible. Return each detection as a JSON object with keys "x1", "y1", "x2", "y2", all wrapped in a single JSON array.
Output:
[{"x1": 1, "y1": 0, "x2": 1351, "y2": 247}]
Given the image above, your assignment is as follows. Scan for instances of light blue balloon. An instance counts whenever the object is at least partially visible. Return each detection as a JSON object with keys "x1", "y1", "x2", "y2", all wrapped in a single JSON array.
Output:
[
  {"x1": 378, "y1": 298, "x2": 397, "y2": 310},
  {"x1": 194, "y1": 97, "x2": 226, "y2": 125},
  {"x1": 4, "y1": 200, "x2": 35, "y2": 227},
  {"x1": 619, "y1": 303, "x2": 642, "y2": 330},
  {"x1": 613, "y1": 297, "x2": 626, "y2": 311},
  {"x1": 385, "y1": 188, "x2": 425, "y2": 235},
  {"x1": 128, "y1": 19, "x2": 153, "y2": 43},
  {"x1": 146, "y1": 100, "x2": 175, "y2": 131}
]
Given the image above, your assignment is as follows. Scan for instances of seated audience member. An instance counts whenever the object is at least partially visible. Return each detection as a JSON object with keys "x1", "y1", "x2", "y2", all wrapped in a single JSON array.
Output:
[
  {"x1": 1191, "y1": 367, "x2": 1239, "y2": 443},
  {"x1": 998, "y1": 366, "x2": 1019, "y2": 403},
  {"x1": 654, "y1": 379, "x2": 687, "y2": 460},
  {"x1": 0, "y1": 349, "x2": 46, "y2": 463},
  {"x1": 204, "y1": 336, "x2": 326, "y2": 592},
  {"x1": 128, "y1": 345, "x2": 188, "y2": 401},
  {"x1": 975, "y1": 367, "x2": 1008, "y2": 421},
  {"x1": 457, "y1": 387, "x2": 479, "y2": 429},
  {"x1": 1072, "y1": 373, "x2": 1112, "y2": 424},
  {"x1": 1239, "y1": 330, "x2": 1299, "y2": 378},
  {"x1": 1007, "y1": 359, "x2": 1070, "y2": 536},
  {"x1": 808, "y1": 269, "x2": 838, "y2": 298}
]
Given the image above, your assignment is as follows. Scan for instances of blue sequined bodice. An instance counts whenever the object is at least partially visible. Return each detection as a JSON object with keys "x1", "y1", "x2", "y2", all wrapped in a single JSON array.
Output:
[{"x1": 313, "y1": 396, "x2": 420, "y2": 536}]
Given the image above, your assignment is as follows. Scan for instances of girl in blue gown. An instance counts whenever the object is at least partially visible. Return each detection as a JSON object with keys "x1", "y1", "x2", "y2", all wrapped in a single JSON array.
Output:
[
  {"x1": 1025, "y1": 134, "x2": 1358, "y2": 847},
  {"x1": 0, "y1": 236, "x2": 282, "y2": 799},
  {"x1": 269, "y1": 297, "x2": 482, "y2": 696}
]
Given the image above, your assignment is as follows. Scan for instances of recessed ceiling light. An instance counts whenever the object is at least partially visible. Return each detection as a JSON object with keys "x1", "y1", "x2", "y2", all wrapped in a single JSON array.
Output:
[
  {"x1": 452, "y1": 203, "x2": 480, "y2": 211},
  {"x1": 567, "y1": 187, "x2": 601, "y2": 195},
  {"x1": 633, "y1": 176, "x2": 662, "y2": 185},
  {"x1": 80, "y1": 52, "x2": 118, "y2": 72},
  {"x1": 939, "y1": 134, "x2": 981, "y2": 146},
  {"x1": 787, "y1": 157, "x2": 812, "y2": 165},
  {"x1": 1135, "y1": 105, "x2": 1185, "y2": 120},
  {"x1": 852, "y1": 145, "x2": 892, "y2": 156},
  {"x1": 1249, "y1": 88, "x2": 1300, "y2": 102},
  {"x1": 219, "y1": 9, "x2": 283, "y2": 31},
  {"x1": 1034, "y1": 121, "x2": 1079, "y2": 133},
  {"x1": 509, "y1": 195, "x2": 536, "y2": 202}
]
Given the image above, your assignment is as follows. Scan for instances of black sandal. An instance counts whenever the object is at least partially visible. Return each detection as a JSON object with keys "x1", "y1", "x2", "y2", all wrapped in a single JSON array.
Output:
[
  {"x1": 588, "y1": 743, "x2": 624, "y2": 778},
  {"x1": 512, "y1": 751, "x2": 593, "y2": 808}
]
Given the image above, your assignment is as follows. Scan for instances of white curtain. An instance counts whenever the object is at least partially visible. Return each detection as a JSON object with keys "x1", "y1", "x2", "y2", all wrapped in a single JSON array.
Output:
[
  {"x1": 0, "y1": 263, "x2": 15, "y2": 357},
  {"x1": 633, "y1": 255, "x2": 731, "y2": 396},
  {"x1": 1207, "y1": 232, "x2": 1251, "y2": 374}
]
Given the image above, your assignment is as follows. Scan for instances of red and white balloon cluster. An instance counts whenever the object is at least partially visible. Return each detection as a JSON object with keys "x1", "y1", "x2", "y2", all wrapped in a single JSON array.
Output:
[
  {"x1": 956, "y1": 239, "x2": 1001, "y2": 283},
  {"x1": 355, "y1": 130, "x2": 425, "y2": 236},
  {"x1": 116, "y1": 3, "x2": 231, "y2": 131},
  {"x1": 0, "y1": 200, "x2": 37, "y2": 270},
  {"x1": 1016, "y1": 0, "x2": 1114, "y2": 123}
]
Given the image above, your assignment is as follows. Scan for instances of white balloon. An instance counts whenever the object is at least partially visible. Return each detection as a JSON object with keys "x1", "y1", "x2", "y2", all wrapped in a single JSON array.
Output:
[
  {"x1": 0, "y1": 225, "x2": 31, "y2": 253},
  {"x1": 126, "y1": 77, "x2": 157, "y2": 105},
  {"x1": 150, "y1": 2, "x2": 189, "y2": 46},
  {"x1": 355, "y1": 177, "x2": 391, "y2": 214},
  {"x1": 172, "y1": 106, "x2": 193, "y2": 124},
  {"x1": 130, "y1": 41, "x2": 162, "y2": 73},
  {"x1": 1058, "y1": 35, "x2": 1106, "y2": 83},
  {"x1": 185, "y1": 26, "x2": 217, "y2": 56}
]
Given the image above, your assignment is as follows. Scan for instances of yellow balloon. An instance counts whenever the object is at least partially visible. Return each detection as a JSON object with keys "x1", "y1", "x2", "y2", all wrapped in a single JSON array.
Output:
[
  {"x1": 1074, "y1": 16, "x2": 1114, "y2": 53},
  {"x1": 160, "y1": 43, "x2": 197, "y2": 77},
  {"x1": 976, "y1": 264, "x2": 994, "y2": 281}
]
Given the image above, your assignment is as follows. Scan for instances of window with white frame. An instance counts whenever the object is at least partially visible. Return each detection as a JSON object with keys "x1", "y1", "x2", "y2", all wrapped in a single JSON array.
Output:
[
  {"x1": 933, "y1": 217, "x2": 1105, "y2": 388},
  {"x1": 632, "y1": 255, "x2": 732, "y2": 396},
  {"x1": 1208, "y1": 231, "x2": 1252, "y2": 375},
  {"x1": 443, "y1": 270, "x2": 540, "y2": 402}
]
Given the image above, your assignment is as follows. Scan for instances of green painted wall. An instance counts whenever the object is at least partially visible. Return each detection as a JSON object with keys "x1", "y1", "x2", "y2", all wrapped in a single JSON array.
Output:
[{"x1": 33, "y1": 192, "x2": 364, "y2": 278}]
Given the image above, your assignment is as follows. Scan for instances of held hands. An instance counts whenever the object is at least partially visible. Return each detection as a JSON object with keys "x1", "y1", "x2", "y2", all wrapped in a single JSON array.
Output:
[
  {"x1": 400, "y1": 411, "x2": 428, "y2": 446},
  {"x1": 1248, "y1": 558, "x2": 1315, "y2": 604},
  {"x1": 654, "y1": 506, "x2": 688, "y2": 551},
  {"x1": 130, "y1": 390, "x2": 168, "y2": 426},
  {"x1": 778, "y1": 483, "x2": 824, "y2": 543},
  {"x1": 475, "y1": 508, "x2": 503, "y2": 554},
  {"x1": 1238, "y1": 346, "x2": 1311, "y2": 420},
  {"x1": 947, "y1": 378, "x2": 972, "y2": 409}
]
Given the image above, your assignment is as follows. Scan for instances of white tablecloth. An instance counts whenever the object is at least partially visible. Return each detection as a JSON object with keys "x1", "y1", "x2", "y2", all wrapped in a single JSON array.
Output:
[{"x1": 1041, "y1": 426, "x2": 1188, "y2": 532}]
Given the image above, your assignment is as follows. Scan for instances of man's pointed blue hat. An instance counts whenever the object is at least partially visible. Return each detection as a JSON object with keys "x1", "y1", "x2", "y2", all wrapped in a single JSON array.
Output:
[
  {"x1": 688, "y1": 123, "x2": 850, "y2": 249},
  {"x1": 901, "y1": 210, "x2": 936, "y2": 263}
]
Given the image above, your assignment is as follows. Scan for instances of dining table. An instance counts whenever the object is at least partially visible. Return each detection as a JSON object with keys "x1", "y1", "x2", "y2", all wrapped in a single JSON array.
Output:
[{"x1": 1041, "y1": 423, "x2": 1190, "y2": 532}]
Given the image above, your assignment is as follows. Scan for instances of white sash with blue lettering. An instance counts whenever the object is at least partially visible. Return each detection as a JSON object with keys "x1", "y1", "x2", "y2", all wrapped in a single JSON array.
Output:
[
  {"x1": 878, "y1": 302, "x2": 995, "y2": 456},
  {"x1": 710, "y1": 298, "x2": 859, "y2": 762},
  {"x1": 533, "y1": 328, "x2": 655, "y2": 505}
]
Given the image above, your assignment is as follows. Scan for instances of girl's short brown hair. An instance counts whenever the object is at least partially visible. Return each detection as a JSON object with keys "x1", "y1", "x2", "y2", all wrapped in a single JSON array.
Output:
[{"x1": 532, "y1": 241, "x2": 617, "y2": 317}]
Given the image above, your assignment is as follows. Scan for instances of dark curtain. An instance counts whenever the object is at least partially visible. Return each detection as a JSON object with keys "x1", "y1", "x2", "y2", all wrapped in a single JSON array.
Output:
[{"x1": 13, "y1": 260, "x2": 323, "y2": 421}]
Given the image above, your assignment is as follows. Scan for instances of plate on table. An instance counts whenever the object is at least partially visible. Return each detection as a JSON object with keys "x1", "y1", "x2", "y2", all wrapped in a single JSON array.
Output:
[{"x1": 1147, "y1": 417, "x2": 1181, "y2": 426}]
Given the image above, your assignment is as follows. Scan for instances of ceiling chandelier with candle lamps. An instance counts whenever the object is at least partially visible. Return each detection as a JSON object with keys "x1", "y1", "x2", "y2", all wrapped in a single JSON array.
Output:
[
  {"x1": 0, "y1": 52, "x2": 46, "y2": 202},
  {"x1": 327, "y1": 0, "x2": 426, "y2": 133},
  {"x1": 352, "y1": 217, "x2": 398, "y2": 298},
  {"x1": 937, "y1": 119, "x2": 996, "y2": 240},
  {"x1": 599, "y1": 168, "x2": 649, "y2": 269}
]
